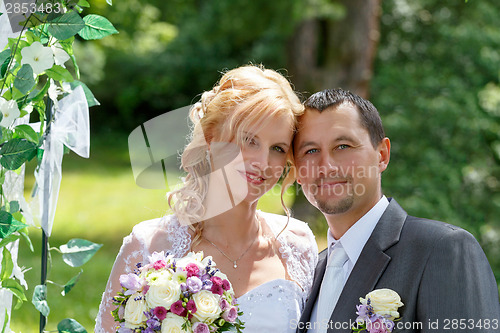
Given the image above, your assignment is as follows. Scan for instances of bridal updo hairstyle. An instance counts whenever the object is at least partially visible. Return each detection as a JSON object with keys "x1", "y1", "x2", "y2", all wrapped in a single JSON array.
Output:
[{"x1": 168, "y1": 65, "x2": 304, "y2": 245}]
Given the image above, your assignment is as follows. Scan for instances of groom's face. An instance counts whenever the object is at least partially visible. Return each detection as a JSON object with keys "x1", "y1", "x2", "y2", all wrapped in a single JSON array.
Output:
[{"x1": 294, "y1": 104, "x2": 389, "y2": 220}]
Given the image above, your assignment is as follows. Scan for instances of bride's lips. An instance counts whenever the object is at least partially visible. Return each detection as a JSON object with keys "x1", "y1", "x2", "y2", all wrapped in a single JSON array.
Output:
[{"x1": 238, "y1": 171, "x2": 266, "y2": 185}]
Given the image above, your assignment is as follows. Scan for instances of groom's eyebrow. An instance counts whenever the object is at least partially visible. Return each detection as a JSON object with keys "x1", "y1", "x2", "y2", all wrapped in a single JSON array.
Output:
[{"x1": 296, "y1": 141, "x2": 317, "y2": 151}]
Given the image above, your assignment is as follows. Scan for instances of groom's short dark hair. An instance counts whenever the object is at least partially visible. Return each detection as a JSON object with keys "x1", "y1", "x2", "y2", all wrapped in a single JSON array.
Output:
[{"x1": 303, "y1": 88, "x2": 385, "y2": 148}]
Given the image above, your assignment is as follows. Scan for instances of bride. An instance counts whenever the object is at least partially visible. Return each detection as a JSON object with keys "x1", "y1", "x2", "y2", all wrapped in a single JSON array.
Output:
[{"x1": 95, "y1": 65, "x2": 318, "y2": 332}]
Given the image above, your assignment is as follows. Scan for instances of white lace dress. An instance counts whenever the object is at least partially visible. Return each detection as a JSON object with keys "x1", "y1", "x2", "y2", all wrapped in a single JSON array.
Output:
[{"x1": 95, "y1": 212, "x2": 318, "y2": 332}]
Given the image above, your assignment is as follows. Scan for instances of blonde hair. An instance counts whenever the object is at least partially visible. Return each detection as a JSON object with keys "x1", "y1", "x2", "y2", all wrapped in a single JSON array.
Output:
[{"x1": 167, "y1": 64, "x2": 304, "y2": 246}]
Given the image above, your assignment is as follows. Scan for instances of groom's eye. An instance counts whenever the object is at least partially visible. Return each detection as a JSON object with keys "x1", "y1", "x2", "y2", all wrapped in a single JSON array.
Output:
[
  {"x1": 336, "y1": 144, "x2": 350, "y2": 150},
  {"x1": 305, "y1": 148, "x2": 319, "y2": 155}
]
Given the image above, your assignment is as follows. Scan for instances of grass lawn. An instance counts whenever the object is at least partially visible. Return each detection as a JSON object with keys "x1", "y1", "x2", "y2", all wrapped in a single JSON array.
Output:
[{"x1": 9, "y1": 132, "x2": 326, "y2": 332}]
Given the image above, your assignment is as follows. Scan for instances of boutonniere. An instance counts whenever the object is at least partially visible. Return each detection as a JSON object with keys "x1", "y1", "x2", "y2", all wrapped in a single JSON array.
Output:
[{"x1": 352, "y1": 289, "x2": 404, "y2": 333}]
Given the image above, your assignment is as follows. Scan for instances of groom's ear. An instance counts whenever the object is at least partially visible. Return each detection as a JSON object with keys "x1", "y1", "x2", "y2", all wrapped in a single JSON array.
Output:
[{"x1": 378, "y1": 137, "x2": 391, "y2": 172}]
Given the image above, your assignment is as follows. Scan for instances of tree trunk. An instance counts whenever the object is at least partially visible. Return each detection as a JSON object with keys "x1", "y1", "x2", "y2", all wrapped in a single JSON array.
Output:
[
  {"x1": 287, "y1": 0, "x2": 381, "y2": 228},
  {"x1": 288, "y1": 0, "x2": 381, "y2": 99}
]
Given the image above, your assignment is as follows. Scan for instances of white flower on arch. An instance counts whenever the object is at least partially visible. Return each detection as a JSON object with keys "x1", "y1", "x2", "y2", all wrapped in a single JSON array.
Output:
[
  {"x1": 0, "y1": 97, "x2": 21, "y2": 127},
  {"x1": 21, "y1": 41, "x2": 54, "y2": 75}
]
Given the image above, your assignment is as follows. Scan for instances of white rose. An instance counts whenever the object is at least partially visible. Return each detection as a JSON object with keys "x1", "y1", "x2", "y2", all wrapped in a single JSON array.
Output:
[
  {"x1": 123, "y1": 292, "x2": 148, "y2": 327},
  {"x1": 360, "y1": 288, "x2": 404, "y2": 320},
  {"x1": 0, "y1": 97, "x2": 20, "y2": 128},
  {"x1": 161, "y1": 312, "x2": 191, "y2": 333},
  {"x1": 192, "y1": 290, "x2": 222, "y2": 323},
  {"x1": 20, "y1": 41, "x2": 54, "y2": 75},
  {"x1": 146, "y1": 279, "x2": 181, "y2": 309}
]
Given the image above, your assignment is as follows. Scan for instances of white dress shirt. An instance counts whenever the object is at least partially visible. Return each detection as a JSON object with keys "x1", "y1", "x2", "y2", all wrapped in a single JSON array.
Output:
[{"x1": 308, "y1": 196, "x2": 389, "y2": 332}]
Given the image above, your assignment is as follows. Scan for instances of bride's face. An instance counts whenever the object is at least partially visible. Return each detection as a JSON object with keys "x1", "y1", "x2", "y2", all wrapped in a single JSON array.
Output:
[{"x1": 233, "y1": 114, "x2": 294, "y2": 203}]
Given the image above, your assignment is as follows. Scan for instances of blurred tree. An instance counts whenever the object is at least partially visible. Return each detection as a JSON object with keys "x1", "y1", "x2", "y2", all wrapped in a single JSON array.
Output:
[{"x1": 288, "y1": 0, "x2": 381, "y2": 97}]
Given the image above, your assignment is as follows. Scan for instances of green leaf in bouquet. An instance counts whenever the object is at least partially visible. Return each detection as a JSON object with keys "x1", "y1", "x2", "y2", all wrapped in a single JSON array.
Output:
[
  {"x1": 59, "y1": 238, "x2": 102, "y2": 267},
  {"x1": 69, "y1": 81, "x2": 99, "y2": 107},
  {"x1": 1, "y1": 278, "x2": 27, "y2": 308},
  {"x1": 48, "y1": 11, "x2": 85, "y2": 40},
  {"x1": 13, "y1": 64, "x2": 36, "y2": 95},
  {"x1": 78, "y1": 14, "x2": 118, "y2": 40},
  {"x1": 32, "y1": 284, "x2": 50, "y2": 317},
  {"x1": 10, "y1": 87, "x2": 26, "y2": 101},
  {"x1": 61, "y1": 270, "x2": 82, "y2": 296},
  {"x1": 0, "y1": 138, "x2": 37, "y2": 170},
  {"x1": 57, "y1": 318, "x2": 87, "y2": 333},
  {"x1": 14, "y1": 124, "x2": 40, "y2": 144},
  {"x1": 0, "y1": 210, "x2": 28, "y2": 239},
  {"x1": 46, "y1": 65, "x2": 74, "y2": 82},
  {"x1": 1, "y1": 246, "x2": 13, "y2": 281},
  {"x1": 58, "y1": 37, "x2": 75, "y2": 57}
]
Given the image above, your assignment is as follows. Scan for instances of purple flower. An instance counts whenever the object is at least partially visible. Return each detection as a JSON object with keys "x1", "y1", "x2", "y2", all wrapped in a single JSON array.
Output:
[
  {"x1": 153, "y1": 306, "x2": 168, "y2": 320},
  {"x1": 202, "y1": 279, "x2": 213, "y2": 290},
  {"x1": 356, "y1": 304, "x2": 371, "y2": 324},
  {"x1": 221, "y1": 279, "x2": 231, "y2": 291},
  {"x1": 119, "y1": 273, "x2": 143, "y2": 295},
  {"x1": 117, "y1": 325, "x2": 134, "y2": 333},
  {"x1": 211, "y1": 284, "x2": 224, "y2": 296},
  {"x1": 192, "y1": 322, "x2": 210, "y2": 333},
  {"x1": 220, "y1": 299, "x2": 229, "y2": 311},
  {"x1": 187, "y1": 276, "x2": 203, "y2": 293},
  {"x1": 186, "y1": 299, "x2": 197, "y2": 314},
  {"x1": 170, "y1": 300, "x2": 188, "y2": 317},
  {"x1": 222, "y1": 306, "x2": 238, "y2": 323},
  {"x1": 211, "y1": 276, "x2": 223, "y2": 286},
  {"x1": 367, "y1": 317, "x2": 391, "y2": 333}
]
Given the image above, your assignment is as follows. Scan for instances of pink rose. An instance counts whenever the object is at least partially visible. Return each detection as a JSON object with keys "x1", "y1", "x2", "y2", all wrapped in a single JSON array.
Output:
[
  {"x1": 222, "y1": 306, "x2": 238, "y2": 323},
  {"x1": 221, "y1": 279, "x2": 231, "y2": 291},
  {"x1": 185, "y1": 263, "x2": 200, "y2": 277},
  {"x1": 192, "y1": 322, "x2": 210, "y2": 333},
  {"x1": 153, "y1": 260, "x2": 167, "y2": 270}
]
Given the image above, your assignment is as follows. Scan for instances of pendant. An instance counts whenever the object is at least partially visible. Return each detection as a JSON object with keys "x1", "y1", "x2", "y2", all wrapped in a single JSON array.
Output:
[{"x1": 233, "y1": 261, "x2": 238, "y2": 269}]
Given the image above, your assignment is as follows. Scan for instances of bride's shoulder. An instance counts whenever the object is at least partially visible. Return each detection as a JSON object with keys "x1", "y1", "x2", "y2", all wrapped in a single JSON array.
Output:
[
  {"x1": 130, "y1": 214, "x2": 183, "y2": 238},
  {"x1": 259, "y1": 211, "x2": 315, "y2": 241}
]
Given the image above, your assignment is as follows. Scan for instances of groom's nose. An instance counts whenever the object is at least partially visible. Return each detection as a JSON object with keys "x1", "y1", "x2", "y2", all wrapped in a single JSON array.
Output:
[{"x1": 318, "y1": 152, "x2": 339, "y2": 177}]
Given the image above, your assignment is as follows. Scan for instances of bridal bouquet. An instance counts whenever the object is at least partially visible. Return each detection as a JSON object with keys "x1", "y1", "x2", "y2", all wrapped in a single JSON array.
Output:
[{"x1": 112, "y1": 251, "x2": 244, "y2": 332}]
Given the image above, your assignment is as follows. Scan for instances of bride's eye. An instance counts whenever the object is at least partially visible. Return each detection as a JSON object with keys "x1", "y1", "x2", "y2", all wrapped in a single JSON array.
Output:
[
  {"x1": 271, "y1": 145, "x2": 286, "y2": 153},
  {"x1": 244, "y1": 136, "x2": 258, "y2": 146}
]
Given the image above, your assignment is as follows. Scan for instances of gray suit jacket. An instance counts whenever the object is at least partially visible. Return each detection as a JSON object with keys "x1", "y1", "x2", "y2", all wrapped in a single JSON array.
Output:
[{"x1": 297, "y1": 198, "x2": 500, "y2": 332}]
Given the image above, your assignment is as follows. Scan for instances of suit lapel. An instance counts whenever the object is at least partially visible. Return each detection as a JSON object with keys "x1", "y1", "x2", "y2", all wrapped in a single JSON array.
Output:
[{"x1": 328, "y1": 198, "x2": 408, "y2": 332}]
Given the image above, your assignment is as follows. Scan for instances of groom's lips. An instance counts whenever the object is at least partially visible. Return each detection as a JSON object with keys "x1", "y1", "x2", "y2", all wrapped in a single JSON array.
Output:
[{"x1": 316, "y1": 179, "x2": 349, "y2": 188}]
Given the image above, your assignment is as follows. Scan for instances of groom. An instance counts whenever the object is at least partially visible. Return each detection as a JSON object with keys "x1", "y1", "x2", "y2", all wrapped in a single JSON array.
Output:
[{"x1": 294, "y1": 88, "x2": 500, "y2": 332}]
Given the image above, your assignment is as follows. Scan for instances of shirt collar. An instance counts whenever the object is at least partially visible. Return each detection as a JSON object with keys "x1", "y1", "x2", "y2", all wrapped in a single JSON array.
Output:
[{"x1": 327, "y1": 195, "x2": 390, "y2": 265}]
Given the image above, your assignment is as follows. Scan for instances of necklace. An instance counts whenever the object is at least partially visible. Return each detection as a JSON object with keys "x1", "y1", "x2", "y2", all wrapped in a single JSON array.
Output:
[{"x1": 202, "y1": 216, "x2": 260, "y2": 269}]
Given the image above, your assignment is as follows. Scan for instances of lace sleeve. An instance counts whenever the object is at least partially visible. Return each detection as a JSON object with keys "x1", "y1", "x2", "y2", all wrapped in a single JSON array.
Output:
[
  {"x1": 94, "y1": 215, "x2": 190, "y2": 332},
  {"x1": 276, "y1": 216, "x2": 319, "y2": 295},
  {"x1": 94, "y1": 231, "x2": 145, "y2": 333}
]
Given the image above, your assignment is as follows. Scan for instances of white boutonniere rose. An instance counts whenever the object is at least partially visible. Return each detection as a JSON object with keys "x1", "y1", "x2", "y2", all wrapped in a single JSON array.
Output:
[
  {"x1": 354, "y1": 288, "x2": 404, "y2": 333},
  {"x1": 360, "y1": 288, "x2": 404, "y2": 321}
]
